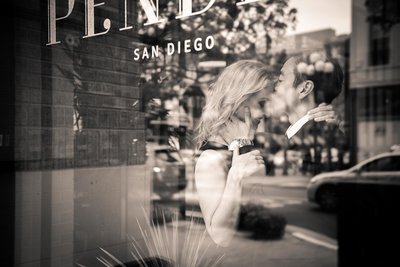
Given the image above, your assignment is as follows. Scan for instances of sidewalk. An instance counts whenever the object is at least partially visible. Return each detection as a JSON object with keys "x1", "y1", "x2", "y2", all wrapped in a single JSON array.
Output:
[
  {"x1": 220, "y1": 230, "x2": 337, "y2": 267},
  {"x1": 244, "y1": 173, "x2": 312, "y2": 189},
  {"x1": 181, "y1": 174, "x2": 337, "y2": 267},
  {"x1": 169, "y1": 220, "x2": 337, "y2": 267}
]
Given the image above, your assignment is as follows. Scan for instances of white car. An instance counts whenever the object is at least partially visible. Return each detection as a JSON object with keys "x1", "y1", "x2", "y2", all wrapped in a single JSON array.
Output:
[{"x1": 307, "y1": 151, "x2": 400, "y2": 211}]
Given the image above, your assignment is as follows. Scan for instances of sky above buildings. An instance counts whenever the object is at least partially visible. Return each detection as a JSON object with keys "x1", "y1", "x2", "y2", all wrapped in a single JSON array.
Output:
[{"x1": 287, "y1": 0, "x2": 351, "y2": 35}]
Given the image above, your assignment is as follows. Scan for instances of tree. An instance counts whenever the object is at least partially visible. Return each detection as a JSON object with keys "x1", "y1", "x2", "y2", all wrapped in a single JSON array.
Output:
[{"x1": 137, "y1": 0, "x2": 297, "y2": 97}]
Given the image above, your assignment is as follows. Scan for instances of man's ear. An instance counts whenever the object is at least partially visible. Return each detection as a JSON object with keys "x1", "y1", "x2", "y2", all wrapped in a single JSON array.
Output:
[{"x1": 297, "y1": 80, "x2": 314, "y2": 100}]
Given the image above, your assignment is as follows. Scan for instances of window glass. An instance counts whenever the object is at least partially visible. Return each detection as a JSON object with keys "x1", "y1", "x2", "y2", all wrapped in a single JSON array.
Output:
[
  {"x1": 361, "y1": 156, "x2": 393, "y2": 172},
  {"x1": 388, "y1": 156, "x2": 400, "y2": 171},
  {"x1": 369, "y1": 24, "x2": 390, "y2": 66},
  {"x1": 5, "y1": 1, "x2": 400, "y2": 267}
]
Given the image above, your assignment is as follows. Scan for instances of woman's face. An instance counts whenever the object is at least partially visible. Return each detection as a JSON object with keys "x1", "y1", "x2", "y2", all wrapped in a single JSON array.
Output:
[{"x1": 235, "y1": 87, "x2": 271, "y2": 128}]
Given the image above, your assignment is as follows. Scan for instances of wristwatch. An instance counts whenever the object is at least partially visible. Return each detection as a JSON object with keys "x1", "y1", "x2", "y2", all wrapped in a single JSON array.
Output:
[{"x1": 228, "y1": 139, "x2": 254, "y2": 151}]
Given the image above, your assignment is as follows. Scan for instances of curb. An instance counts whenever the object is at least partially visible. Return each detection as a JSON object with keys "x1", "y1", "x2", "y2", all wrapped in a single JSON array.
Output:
[
  {"x1": 286, "y1": 225, "x2": 338, "y2": 250},
  {"x1": 244, "y1": 182, "x2": 307, "y2": 190},
  {"x1": 244, "y1": 175, "x2": 311, "y2": 189}
]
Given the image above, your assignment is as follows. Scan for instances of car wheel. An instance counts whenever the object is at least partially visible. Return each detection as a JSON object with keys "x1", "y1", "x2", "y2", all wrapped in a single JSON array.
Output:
[{"x1": 316, "y1": 185, "x2": 337, "y2": 211}]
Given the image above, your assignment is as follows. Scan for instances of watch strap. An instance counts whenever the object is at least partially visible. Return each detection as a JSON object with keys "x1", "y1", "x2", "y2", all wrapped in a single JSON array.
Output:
[{"x1": 228, "y1": 139, "x2": 254, "y2": 151}]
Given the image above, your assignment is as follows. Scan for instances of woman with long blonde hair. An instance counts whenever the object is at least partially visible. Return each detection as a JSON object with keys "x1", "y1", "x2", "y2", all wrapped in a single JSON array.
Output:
[{"x1": 195, "y1": 60, "x2": 275, "y2": 246}]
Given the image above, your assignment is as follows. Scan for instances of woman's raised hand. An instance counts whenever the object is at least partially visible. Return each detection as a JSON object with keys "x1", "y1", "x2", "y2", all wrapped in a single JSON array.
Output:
[
  {"x1": 230, "y1": 146, "x2": 265, "y2": 179},
  {"x1": 222, "y1": 106, "x2": 265, "y2": 178}
]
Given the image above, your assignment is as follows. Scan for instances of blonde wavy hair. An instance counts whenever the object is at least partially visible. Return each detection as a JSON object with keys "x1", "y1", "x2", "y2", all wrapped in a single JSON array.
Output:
[{"x1": 196, "y1": 60, "x2": 275, "y2": 148}]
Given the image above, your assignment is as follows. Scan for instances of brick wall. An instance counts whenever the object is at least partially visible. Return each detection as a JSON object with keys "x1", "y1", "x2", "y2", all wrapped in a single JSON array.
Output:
[
  {"x1": 13, "y1": 1, "x2": 150, "y2": 266},
  {"x1": 14, "y1": 0, "x2": 145, "y2": 171}
]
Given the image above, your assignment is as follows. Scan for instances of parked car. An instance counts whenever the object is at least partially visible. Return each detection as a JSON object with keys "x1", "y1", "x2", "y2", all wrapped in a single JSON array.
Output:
[
  {"x1": 152, "y1": 146, "x2": 187, "y2": 199},
  {"x1": 307, "y1": 151, "x2": 400, "y2": 211}
]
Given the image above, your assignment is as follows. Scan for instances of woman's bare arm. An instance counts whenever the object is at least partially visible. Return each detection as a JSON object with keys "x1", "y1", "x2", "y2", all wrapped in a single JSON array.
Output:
[{"x1": 194, "y1": 148, "x2": 264, "y2": 246}]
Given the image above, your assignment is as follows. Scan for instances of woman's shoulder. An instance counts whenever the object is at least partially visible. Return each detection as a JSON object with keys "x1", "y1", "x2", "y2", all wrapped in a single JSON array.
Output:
[
  {"x1": 196, "y1": 148, "x2": 232, "y2": 169},
  {"x1": 195, "y1": 149, "x2": 231, "y2": 178},
  {"x1": 197, "y1": 149, "x2": 226, "y2": 162},
  {"x1": 196, "y1": 141, "x2": 231, "y2": 168}
]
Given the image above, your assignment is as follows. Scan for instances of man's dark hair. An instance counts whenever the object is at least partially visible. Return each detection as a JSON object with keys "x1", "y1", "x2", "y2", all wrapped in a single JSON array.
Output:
[{"x1": 291, "y1": 56, "x2": 344, "y2": 104}]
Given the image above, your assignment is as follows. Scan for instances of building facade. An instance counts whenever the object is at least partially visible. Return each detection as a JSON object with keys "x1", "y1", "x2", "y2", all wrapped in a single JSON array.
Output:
[
  {"x1": 350, "y1": 0, "x2": 400, "y2": 162},
  {"x1": 270, "y1": 28, "x2": 336, "y2": 55}
]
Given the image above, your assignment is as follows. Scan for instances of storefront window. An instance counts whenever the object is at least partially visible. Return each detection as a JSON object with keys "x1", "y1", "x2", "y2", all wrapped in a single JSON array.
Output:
[{"x1": 3, "y1": 1, "x2": 400, "y2": 267}]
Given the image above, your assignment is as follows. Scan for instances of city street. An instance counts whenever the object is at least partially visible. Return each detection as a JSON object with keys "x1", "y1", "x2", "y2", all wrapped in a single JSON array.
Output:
[
  {"x1": 185, "y1": 173, "x2": 337, "y2": 240},
  {"x1": 242, "y1": 183, "x2": 337, "y2": 239},
  {"x1": 179, "y1": 174, "x2": 339, "y2": 267}
]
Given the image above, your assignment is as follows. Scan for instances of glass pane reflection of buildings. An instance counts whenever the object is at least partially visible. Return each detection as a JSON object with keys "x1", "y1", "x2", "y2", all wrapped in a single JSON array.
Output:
[{"x1": 7, "y1": 0, "x2": 400, "y2": 266}]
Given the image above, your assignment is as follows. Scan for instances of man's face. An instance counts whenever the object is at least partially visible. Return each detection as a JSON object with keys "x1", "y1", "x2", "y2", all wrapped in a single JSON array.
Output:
[
  {"x1": 267, "y1": 58, "x2": 305, "y2": 123},
  {"x1": 276, "y1": 58, "x2": 299, "y2": 110}
]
